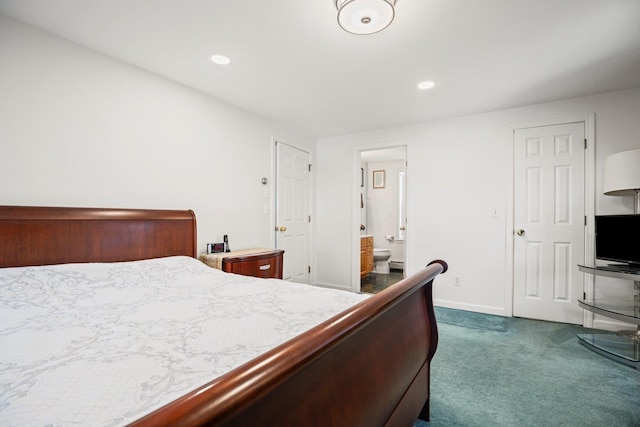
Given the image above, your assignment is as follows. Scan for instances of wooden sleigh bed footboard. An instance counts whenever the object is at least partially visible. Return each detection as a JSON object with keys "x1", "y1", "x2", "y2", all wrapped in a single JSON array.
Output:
[
  {"x1": 133, "y1": 259, "x2": 447, "y2": 426},
  {"x1": 0, "y1": 205, "x2": 447, "y2": 426}
]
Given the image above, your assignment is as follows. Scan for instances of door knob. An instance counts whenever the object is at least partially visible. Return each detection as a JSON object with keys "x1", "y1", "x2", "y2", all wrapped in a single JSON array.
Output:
[
  {"x1": 278, "y1": 226, "x2": 287, "y2": 232},
  {"x1": 516, "y1": 229, "x2": 525, "y2": 236}
]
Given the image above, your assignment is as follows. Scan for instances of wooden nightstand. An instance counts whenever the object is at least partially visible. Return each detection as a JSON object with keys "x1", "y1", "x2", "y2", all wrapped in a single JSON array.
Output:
[{"x1": 200, "y1": 248, "x2": 284, "y2": 279}]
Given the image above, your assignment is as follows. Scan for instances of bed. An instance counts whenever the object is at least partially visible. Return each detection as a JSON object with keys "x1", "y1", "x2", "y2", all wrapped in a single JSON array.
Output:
[{"x1": 0, "y1": 205, "x2": 447, "y2": 426}]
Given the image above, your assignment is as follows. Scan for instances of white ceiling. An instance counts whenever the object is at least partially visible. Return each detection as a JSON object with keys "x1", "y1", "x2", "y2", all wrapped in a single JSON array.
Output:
[{"x1": 1, "y1": 0, "x2": 640, "y2": 139}]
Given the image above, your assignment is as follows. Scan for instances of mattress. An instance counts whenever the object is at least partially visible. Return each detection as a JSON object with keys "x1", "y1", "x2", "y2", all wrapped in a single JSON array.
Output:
[{"x1": 0, "y1": 256, "x2": 369, "y2": 426}]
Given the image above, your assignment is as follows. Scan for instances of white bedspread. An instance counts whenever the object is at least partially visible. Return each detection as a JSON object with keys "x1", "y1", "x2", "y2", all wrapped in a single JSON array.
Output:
[{"x1": 0, "y1": 256, "x2": 369, "y2": 426}]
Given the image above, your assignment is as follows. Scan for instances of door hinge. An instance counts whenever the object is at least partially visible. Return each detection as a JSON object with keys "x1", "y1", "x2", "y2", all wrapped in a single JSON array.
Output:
[
  {"x1": 584, "y1": 138, "x2": 587, "y2": 149},
  {"x1": 308, "y1": 164, "x2": 312, "y2": 172},
  {"x1": 584, "y1": 216, "x2": 587, "y2": 226},
  {"x1": 308, "y1": 266, "x2": 311, "y2": 273},
  {"x1": 308, "y1": 215, "x2": 311, "y2": 222},
  {"x1": 583, "y1": 292, "x2": 586, "y2": 300}
]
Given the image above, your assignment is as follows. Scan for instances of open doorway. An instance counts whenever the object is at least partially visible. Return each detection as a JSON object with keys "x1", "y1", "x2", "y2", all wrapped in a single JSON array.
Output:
[{"x1": 359, "y1": 146, "x2": 407, "y2": 293}]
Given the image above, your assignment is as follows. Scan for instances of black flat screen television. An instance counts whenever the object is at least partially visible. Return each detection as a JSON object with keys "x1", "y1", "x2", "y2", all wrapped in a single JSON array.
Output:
[{"x1": 595, "y1": 214, "x2": 640, "y2": 268}]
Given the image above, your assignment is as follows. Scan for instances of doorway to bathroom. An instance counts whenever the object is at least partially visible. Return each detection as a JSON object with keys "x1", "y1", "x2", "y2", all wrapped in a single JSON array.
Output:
[{"x1": 359, "y1": 146, "x2": 407, "y2": 293}]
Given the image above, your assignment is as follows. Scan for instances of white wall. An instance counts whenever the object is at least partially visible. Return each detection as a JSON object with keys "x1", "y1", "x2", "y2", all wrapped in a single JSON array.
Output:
[
  {"x1": 2, "y1": 14, "x2": 639, "y2": 320},
  {"x1": 315, "y1": 86, "x2": 640, "y2": 316},
  {"x1": 0, "y1": 14, "x2": 313, "y2": 255}
]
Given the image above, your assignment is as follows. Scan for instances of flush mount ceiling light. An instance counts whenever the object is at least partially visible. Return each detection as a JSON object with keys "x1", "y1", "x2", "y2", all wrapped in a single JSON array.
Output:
[{"x1": 336, "y1": 0, "x2": 397, "y2": 35}]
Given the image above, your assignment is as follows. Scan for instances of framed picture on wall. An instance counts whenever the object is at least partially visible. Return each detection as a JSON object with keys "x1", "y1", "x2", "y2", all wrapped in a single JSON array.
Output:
[
  {"x1": 361, "y1": 168, "x2": 364, "y2": 187},
  {"x1": 373, "y1": 170, "x2": 385, "y2": 189}
]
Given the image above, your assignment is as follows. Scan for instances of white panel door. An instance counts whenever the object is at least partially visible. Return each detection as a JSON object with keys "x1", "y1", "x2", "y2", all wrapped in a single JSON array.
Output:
[
  {"x1": 513, "y1": 122, "x2": 585, "y2": 324},
  {"x1": 276, "y1": 142, "x2": 310, "y2": 283}
]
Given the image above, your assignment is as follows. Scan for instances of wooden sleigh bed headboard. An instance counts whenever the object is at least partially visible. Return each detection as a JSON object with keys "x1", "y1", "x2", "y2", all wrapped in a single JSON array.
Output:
[
  {"x1": 0, "y1": 205, "x2": 447, "y2": 426},
  {"x1": 0, "y1": 205, "x2": 197, "y2": 267}
]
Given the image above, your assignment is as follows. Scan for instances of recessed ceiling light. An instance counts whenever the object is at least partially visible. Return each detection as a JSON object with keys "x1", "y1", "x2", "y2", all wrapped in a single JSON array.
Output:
[
  {"x1": 418, "y1": 81, "x2": 435, "y2": 90},
  {"x1": 210, "y1": 55, "x2": 231, "y2": 65}
]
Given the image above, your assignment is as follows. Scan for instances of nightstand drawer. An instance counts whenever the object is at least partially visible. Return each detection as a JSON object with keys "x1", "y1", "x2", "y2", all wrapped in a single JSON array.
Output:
[
  {"x1": 201, "y1": 249, "x2": 284, "y2": 279},
  {"x1": 223, "y1": 251, "x2": 283, "y2": 278}
]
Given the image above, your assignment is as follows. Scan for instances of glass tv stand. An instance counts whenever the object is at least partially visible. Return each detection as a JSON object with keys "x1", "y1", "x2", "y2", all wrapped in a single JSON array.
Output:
[{"x1": 577, "y1": 264, "x2": 640, "y2": 369}]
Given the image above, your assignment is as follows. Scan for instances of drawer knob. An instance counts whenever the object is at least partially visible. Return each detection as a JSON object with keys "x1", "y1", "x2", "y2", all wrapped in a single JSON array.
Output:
[{"x1": 259, "y1": 264, "x2": 271, "y2": 270}]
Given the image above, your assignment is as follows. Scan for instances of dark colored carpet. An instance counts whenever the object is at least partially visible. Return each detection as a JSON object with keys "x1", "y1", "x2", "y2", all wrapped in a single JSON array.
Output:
[{"x1": 413, "y1": 307, "x2": 640, "y2": 427}]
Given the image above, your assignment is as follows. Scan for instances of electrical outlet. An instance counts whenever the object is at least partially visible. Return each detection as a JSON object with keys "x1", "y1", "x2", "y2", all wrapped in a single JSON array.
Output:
[{"x1": 454, "y1": 276, "x2": 461, "y2": 286}]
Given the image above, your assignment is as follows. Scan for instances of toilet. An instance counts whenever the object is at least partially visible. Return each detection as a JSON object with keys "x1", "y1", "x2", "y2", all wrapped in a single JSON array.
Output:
[{"x1": 373, "y1": 248, "x2": 392, "y2": 274}]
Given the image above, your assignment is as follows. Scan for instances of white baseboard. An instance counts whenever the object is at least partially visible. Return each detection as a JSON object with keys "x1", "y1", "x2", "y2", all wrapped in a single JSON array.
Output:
[
  {"x1": 592, "y1": 317, "x2": 637, "y2": 332},
  {"x1": 434, "y1": 299, "x2": 507, "y2": 317},
  {"x1": 389, "y1": 260, "x2": 404, "y2": 270}
]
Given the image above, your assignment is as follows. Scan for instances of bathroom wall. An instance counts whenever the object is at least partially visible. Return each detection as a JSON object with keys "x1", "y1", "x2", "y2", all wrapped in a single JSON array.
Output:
[{"x1": 365, "y1": 160, "x2": 405, "y2": 264}]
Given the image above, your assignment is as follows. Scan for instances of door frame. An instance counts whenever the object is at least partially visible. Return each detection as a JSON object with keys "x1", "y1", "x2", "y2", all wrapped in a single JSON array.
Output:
[
  {"x1": 505, "y1": 114, "x2": 595, "y2": 326},
  {"x1": 351, "y1": 140, "x2": 411, "y2": 293},
  {"x1": 272, "y1": 136, "x2": 313, "y2": 283}
]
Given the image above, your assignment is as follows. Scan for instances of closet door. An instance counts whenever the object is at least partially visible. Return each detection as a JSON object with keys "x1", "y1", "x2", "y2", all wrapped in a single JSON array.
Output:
[
  {"x1": 513, "y1": 122, "x2": 585, "y2": 324},
  {"x1": 276, "y1": 142, "x2": 310, "y2": 283}
]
